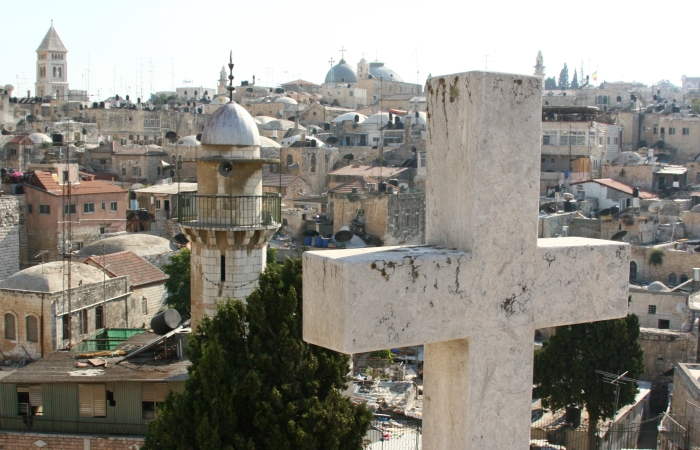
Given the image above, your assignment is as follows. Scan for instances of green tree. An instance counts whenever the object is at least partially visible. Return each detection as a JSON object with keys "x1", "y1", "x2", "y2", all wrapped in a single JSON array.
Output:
[
  {"x1": 144, "y1": 258, "x2": 372, "y2": 450},
  {"x1": 692, "y1": 99, "x2": 700, "y2": 115},
  {"x1": 558, "y1": 63, "x2": 570, "y2": 89},
  {"x1": 649, "y1": 248, "x2": 664, "y2": 266},
  {"x1": 161, "y1": 249, "x2": 191, "y2": 318},
  {"x1": 545, "y1": 77, "x2": 557, "y2": 90},
  {"x1": 534, "y1": 314, "x2": 644, "y2": 449},
  {"x1": 571, "y1": 71, "x2": 579, "y2": 89}
]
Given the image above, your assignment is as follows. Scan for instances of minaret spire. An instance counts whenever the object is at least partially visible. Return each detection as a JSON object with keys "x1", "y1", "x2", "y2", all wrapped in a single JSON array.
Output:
[{"x1": 227, "y1": 51, "x2": 236, "y2": 102}]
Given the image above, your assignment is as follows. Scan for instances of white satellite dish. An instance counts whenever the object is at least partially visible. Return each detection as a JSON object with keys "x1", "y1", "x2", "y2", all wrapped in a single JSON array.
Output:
[
  {"x1": 36, "y1": 115, "x2": 43, "y2": 121},
  {"x1": 677, "y1": 302, "x2": 689, "y2": 314},
  {"x1": 562, "y1": 192, "x2": 575, "y2": 200},
  {"x1": 648, "y1": 202, "x2": 663, "y2": 213},
  {"x1": 3, "y1": 123, "x2": 16, "y2": 133}
]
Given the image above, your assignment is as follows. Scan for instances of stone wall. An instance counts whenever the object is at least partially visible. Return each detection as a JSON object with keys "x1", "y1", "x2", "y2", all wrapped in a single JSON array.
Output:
[
  {"x1": 569, "y1": 217, "x2": 602, "y2": 238},
  {"x1": 0, "y1": 431, "x2": 143, "y2": 450},
  {"x1": 385, "y1": 193, "x2": 425, "y2": 246},
  {"x1": 600, "y1": 216, "x2": 657, "y2": 245},
  {"x1": 671, "y1": 364, "x2": 700, "y2": 421},
  {"x1": 629, "y1": 288, "x2": 689, "y2": 331},
  {"x1": 638, "y1": 328, "x2": 697, "y2": 381},
  {"x1": 0, "y1": 195, "x2": 26, "y2": 280},
  {"x1": 538, "y1": 212, "x2": 574, "y2": 238},
  {"x1": 601, "y1": 164, "x2": 654, "y2": 190},
  {"x1": 631, "y1": 245, "x2": 700, "y2": 284}
]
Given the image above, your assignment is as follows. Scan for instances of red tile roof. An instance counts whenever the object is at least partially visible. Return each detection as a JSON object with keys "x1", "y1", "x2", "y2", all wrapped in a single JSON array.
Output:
[
  {"x1": 329, "y1": 165, "x2": 408, "y2": 178},
  {"x1": 8, "y1": 136, "x2": 34, "y2": 145},
  {"x1": 31, "y1": 171, "x2": 126, "y2": 195},
  {"x1": 83, "y1": 250, "x2": 167, "y2": 287},
  {"x1": 572, "y1": 178, "x2": 657, "y2": 199}
]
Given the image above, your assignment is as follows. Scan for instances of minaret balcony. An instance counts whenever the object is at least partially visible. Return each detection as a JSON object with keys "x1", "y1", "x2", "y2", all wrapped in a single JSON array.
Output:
[{"x1": 177, "y1": 193, "x2": 281, "y2": 231}]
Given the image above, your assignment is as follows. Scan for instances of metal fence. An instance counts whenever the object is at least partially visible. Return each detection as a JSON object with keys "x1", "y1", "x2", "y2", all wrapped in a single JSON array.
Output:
[
  {"x1": 177, "y1": 193, "x2": 281, "y2": 228},
  {"x1": 363, "y1": 412, "x2": 421, "y2": 450}
]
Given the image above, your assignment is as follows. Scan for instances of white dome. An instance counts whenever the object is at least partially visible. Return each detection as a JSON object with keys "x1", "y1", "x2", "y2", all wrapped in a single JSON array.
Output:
[
  {"x1": 262, "y1": 119, "x2": 306, "y2": 131},
  {"x1": 363, "y1": 112, "x2": 391, "y2": 126},
  {"x1": 201, "y1": 101, "x2": 260, "y2": 146},
  {"x1": 254, "y1": 116, "x2": 277, "y2": 125},
  {"x1": 279, "y1": 135, "x2": 327, "y2": 148},
  {"x1": 27, "y1": 133, "x2": 52, "y2": 144},
  {"x1": 177, "y1": 135, "x2": 201, "y2": 146},
  {"x1": 332, "y1": 112, "x2": 367, "y2": 123},
  {"x1": 259, "y1": 136, "x2": 281, "y2": 148},
  {"x1": 0, "y1": 262, "x2": 106, "y2": 293},
  {"x1": 211, "y1": 95, "x2": 229, "y2": 105},
  {"x1": 273, "y1": 96, "x2": 298, "y2": 105}
]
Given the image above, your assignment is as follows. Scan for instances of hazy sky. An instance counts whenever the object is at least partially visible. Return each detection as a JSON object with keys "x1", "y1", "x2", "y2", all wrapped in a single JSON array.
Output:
[{"x1": 2, "y1": 0, "x2": 698, "y2": 101}]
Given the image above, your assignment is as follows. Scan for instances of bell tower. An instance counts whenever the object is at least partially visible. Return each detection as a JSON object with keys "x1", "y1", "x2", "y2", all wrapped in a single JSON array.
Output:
[
  {"x1": 35, "y1": 22, "x2": 69, "y2": 99},
  {"x1": 534, "y1": 50, "x2": 545, "y2": 78},
  {"x1": 179, "y1": 55, "x2": 280, "y2": 326}
]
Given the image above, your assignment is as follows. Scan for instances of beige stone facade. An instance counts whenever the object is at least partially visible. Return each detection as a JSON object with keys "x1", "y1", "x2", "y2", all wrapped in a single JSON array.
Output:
[
  {"x1": 631, "y1": 244, "x2": 700, "y2": 285},
  {"x1": 638, "y1": 328, "x2": 697, "y2": 381},
  {"x1": 0, "y1": 431, "x2": 144, "y2": 450}
]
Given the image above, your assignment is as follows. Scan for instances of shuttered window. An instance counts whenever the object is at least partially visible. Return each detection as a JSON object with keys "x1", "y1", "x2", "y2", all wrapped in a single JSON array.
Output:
[
  {"x1": 142, "y1": 383, "x2": 169, "y2": 419},
  {"x1": 26, "y1": 316, "x2": 38, "y2": 342},
  {"x1": 4, "y1": 313, "x2": 16, "y2": 340},
  {"x1": 17, "y1": 385, "x2": 43, "y2": 416},
  {"x1": 78, "y1": 384, "x2": 106, "y2": 418}
]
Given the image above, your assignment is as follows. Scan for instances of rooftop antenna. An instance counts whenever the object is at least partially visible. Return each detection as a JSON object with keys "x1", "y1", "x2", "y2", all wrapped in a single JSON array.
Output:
[
  {"x1": 596, "y1": 369, "x2": 640, "y2": 448},
  {"x1": 227, "y1": 50, "x2": 236, "y2": 101},
  {"x1": 482, "y1": 54, "x2": 490, "y2": 71},
  {"x1": 411, "y1": 47, "x2": 420, "y2": 85}
]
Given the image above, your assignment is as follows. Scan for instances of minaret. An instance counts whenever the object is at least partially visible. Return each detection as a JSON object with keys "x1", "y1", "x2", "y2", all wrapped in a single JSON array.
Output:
[
  {"x1": 533, "y1": 50, "x2": 545, "y2": 77},
  {"x1": 217, "y1": 66, "x2": 227, "y2": 96},
  {"x1": 35, "y1": 22, "x2": 69, "y2": 99},
  {"x1": 179, "y1": 55, "x2": 280, "y2": 326}
]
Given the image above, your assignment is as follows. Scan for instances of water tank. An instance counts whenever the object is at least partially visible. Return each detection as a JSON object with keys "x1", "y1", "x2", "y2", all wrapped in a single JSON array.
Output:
[
  {"x1": 378, "y1": 181, "x2": 387, "y2": 192},
  {"x1": 611, "y1": 205, "x2": 620, "y2": 215},
  {"x1": 150, "y1": 309, "x2": 182, "y2": 335}
]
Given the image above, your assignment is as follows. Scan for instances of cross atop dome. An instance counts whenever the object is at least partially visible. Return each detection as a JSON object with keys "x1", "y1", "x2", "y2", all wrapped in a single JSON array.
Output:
[{"x1": 339, "y1": 46, "x2": 347, "y2": 60}]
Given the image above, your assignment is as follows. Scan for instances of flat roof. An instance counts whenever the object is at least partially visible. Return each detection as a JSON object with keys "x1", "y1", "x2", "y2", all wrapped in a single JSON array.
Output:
[{"x1": 134, "y1": 182, "x2": 197, "y2": 194}]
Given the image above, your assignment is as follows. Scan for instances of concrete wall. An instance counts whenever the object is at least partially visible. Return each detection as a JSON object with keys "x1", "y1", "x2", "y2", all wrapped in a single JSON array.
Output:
[
  {"x1": 570, "y1": 217, "x2": 602, "y2": 239},
  {"x1": 671, "y1": 363, "x2": 700, "y2": 421},
  {"x1": 638, "y1": 328, "x2": 697, "y2": 381},
  {"x1": 538, "y1": 212, "x2": 574, "y2": 238}
]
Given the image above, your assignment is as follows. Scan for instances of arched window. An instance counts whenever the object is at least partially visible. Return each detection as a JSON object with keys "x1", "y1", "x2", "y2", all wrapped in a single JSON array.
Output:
[
  {"x1": 52, "y1": 67, "x2": 57, "y2": 77},
  {"x1": 4, "y1": 313, "x2": 16, "y2": 340},
  {"x1": 629, "y1": 261, "x2": 638, "y2": 280},
  {"x1": 26, "y1": 316, "x2": 38, "y2": 342},
  {"x1": 680, "y1": 274, "x2": 689, "y2": 283},
  {"x1": 57, "y1": 67, "x2": 62, "y2": 78},
  {"x1": 669, "y1": 273, "x2": 678, "y2": 285},
  {"x1": 310, "y1": 154, "x2": 317, "y2": 173},
  {"x1": 286, "y1": 154, "x2": 293, "y2": 166}
]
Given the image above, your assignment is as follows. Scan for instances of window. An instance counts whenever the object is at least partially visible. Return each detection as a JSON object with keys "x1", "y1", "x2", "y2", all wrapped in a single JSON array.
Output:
[
  {"x1": 95, "y1": 305, "x2": 104, "y2": 330},
  {"x1": 669, "y1": 128, "x2": 676, "y2": 135},
  {"x1": 101, "y1": 202, "x2": 106, "y2": 210},
  {"x1": 10, "y1": 148, "x2": 16, "y2": 156},
  {"x1": 26, "y1": 316, "x2": 38, "y2": 342},
  {"x1": 680, "y1": 274, "x2": 689, "y2": 283},
  {"x1": 420, "y1": 153, "x2": 426, "y2": 168},
  {"x1": 83, "y1": 202, "x2": 95, "y2": 214},
  {"x1": 607, "y1": 137, "x2": 611, "y2": 145},
  {"x1": 542, "y1": 131, "x2": 557, "y2": 146},
  {"x1": 629, "y1": 261, "x2": 638, "y2": 280},
  {"x1": 142, "y1": 297, "x2": 148, "y2": 315},
  {"x1": 62, "y1": 171, "x2": 69, "y2": 182},
  {"x1": 39, "y1": 204, "x2": 50, "y2": 215},
  {"x1": 220, "y1": 255, "x2": 226, "y2": 282},
  {"x1": 27, "y1": 204, "x2": 32, "y2": 214},
  {"x1": 131, "y1": 166, "x2": 142, "y2": 177},
  {"x1": 683, "y1": 128, "x2": 690, "y2": 135},
  {"x1": 405, "y1": 209, "x2": 411, "y2": 227},
  {"x1": 4, "y1": 313, "x2": 16, "y2": 340},
  {"x1": 64, "y1": 204, "x2": 76, "y2": 215},
  {"x1": 286, "y1": 154, "x2": 293, "y2": 166},
  {"x1": 110, "y1": 201, "x2": 118, "y2": 212},
  {"x1": 661, "y1": 127, "x2": 665, "y2": 135},
  {"x1": 155, "y1": 200, "x2": 161, "y2": 209},
  {"x1": 550, "y1": 158, "x2": 555, "y2": 164},
  {"x1": 62, "y1": 315, "x2": 70, "y2": 341},
  {"x1": 99, "y1": 159, "x2": 107, "y2": 165},
  {"x1": 78, "y1": 384, "x2": 106, "y2": 418},
  {"x1": 560, "y1": 131, "x2": 585, "y2": 146},
  {"x1": 100, "y1": 227, "x2": 105, "y2": 234},
  {"x1": 310, "y1": 154, "x2": 317, "y2": 173},
  {"x1": 79, "y1": 309, "x2": 88, "y2": 335},
  {"x1": 142, "y1": 383, "x2": 169, "y2": 419},
  {"x1": 17, "y1": 385, "x2": 43, "y2": 417},
  {"x1": 669, "y1": 273, "x2": 678, "y2": 285},
  {"x1": 157, "y1": 167, "x2": 161, "y2": 176},
  {"x1": 648, "y1": 305, "x2": 657, "y2": 314},
  {"x1": 121, "y1": 168, "x2": 126, "y2": 176},
  {"x1": 599, "y1": 137, "x2": 603, "y2": 145},
  {"x1": 653, "y1": 125, "x2": 658, "y2": 134},
  {"x1": 658, "y1": 319, "x2": 670, "y2": 330}
]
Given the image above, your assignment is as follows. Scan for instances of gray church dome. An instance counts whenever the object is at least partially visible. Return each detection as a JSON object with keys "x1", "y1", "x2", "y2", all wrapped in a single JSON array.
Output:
[
  {"x1": 0, "y1": 262, "x2": 105, "y2": 293},
  {"x1": 325, "y1": 59, "x2": 357, "y2": 84},
  {"x1": 76, "y1": 234, "x2": 177, "y2": 259},
  {"x1": 200, "y1": 101, "x2": 260, "y2": 146},
  {"x1": 369, "y1": 61, "x2": 403, "y2": 82}
]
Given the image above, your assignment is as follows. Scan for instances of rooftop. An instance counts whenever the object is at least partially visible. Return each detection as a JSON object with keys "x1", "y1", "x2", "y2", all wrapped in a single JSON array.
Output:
[
  {"x1": 75, "y1": 234, "x2": 178, "y2": 259},
  {"x1": 262, "y1": 173, "x2": 300, "y2": 188},
  {"x1": 0, "y1": 261, "x2": 106, "y2": 293},
  {"x1": 571, "y1": 178, "x2": 657, "y2": 199},
  {"x1": 36, "y1": 25, "x2": 67, "y2": 53},
  {"x1": 83, "y1": 251, "x2": 168, "y2": 287},
  {"x1": 134, "y1": 182, "x2": 197, "y2": 195},
  {"x1": 329, "y1": 165, "x2": 409, "y2": 178}
]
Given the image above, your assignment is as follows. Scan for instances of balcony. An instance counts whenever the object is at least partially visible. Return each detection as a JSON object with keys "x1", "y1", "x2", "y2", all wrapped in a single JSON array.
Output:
[{"x1": 177, "y1": 194, "x2": 281, "y2": 230}]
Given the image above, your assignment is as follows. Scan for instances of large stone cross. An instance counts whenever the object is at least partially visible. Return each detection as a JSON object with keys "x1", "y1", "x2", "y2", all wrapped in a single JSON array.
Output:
[{"x1": 303, "y1": 71, "x2": 630, "y2": 449}]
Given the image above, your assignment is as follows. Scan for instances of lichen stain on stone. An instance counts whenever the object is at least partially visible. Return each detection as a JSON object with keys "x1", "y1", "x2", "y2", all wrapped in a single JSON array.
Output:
[
  {"x1": 449, "y1": 76, "x2": 460, "y2": 103},
  {"x1": 514, "y1": 79, "x2": 522, "y2": 85},
  {"x1": 543, "y1": 252, "x2": 556, "y2": 267},
  {"x1": 502, "y1": 294, "x2": 517, "y2": 317}
]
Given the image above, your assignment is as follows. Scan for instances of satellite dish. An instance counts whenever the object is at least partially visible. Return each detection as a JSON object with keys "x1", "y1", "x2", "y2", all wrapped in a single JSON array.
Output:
[
  {"x1": 286, "y1": 162, "x2": 299, "y2": 173},
  {"x1": 562, "y1": 192, "x2": 575, "y2": 200},
  {"x1": 334, "y1": 226, "x2": 353, "y2": 243},
  {"x1": 3, "y1": 123, "x2": 16, "y2": 133},
  {"x1": 36, "y1": 115, "x2": 43, "y2": 121},
  {"x1": 677, "y1": 302, "x2": 689, "y2": 314},
  {"x1": 611, "y1": 231, "x2": 628, "y2": 241},
  {"x1": 218, "y1": 161, "x2": 234, "y2": 177},
  {"x1": 648, "y1": 202, "x2": 663, "y2": 213}
]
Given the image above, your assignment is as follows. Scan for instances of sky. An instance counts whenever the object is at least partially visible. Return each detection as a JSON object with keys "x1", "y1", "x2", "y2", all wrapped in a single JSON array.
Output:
[{"x1": 2, "y1": 0, "x2": 699, "y2": 101}]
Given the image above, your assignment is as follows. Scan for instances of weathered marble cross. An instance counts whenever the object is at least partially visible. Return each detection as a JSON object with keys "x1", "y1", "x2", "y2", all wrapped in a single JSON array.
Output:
[{"x1": 303, "y1": 71, "x2": 630, "y2": 449}]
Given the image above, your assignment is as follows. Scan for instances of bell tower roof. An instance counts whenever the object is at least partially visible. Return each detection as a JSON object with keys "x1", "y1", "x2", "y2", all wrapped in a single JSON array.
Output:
[{"x1": 37, "y1": 24, "x2": 67, "y2": 53}]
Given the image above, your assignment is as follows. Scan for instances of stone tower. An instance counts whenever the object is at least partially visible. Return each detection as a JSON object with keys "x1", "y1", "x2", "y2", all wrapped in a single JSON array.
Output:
[
  {"x1": 357, "y1": 57, "x2": 370, "y2": 80},
  {"x1": 35, "y1": 23, "x2": 69, "y2": 99},
  {"x1": 179, "y1": 59, "x2": 280, "y2": 326},
  {"x1": 217, "y1": 66, "x2": 227, "y2": 96},
  {"x1": 533, "y1": 50, "x2": 545, "y2": 77}
]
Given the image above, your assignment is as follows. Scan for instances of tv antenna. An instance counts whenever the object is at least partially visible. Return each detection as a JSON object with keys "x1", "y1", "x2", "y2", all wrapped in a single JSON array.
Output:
[
  {"x1": 482, "y1": 55, "x2": 490, "y2": 71},
  {"x1": 596, "y1": 369, "x2": 640, "y2": 442},
  {"x1": 411, "y1": 47, "x2": 420, "y2": 85}
]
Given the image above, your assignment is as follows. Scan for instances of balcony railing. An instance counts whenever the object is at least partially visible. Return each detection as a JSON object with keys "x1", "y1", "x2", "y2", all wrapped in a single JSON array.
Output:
[{"x1": 178, "y1": 194, "x2": 281, "y2": 229}]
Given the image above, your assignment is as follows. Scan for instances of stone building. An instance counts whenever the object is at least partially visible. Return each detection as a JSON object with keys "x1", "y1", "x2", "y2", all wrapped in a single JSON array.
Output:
[
  {"x1": 132, "y1": 182, "x2": 197, "y2": 238},
  {"x1": 355, "y1": 58, "x2": 423, "y2": 105},
  {"x1": 0, "y1": 262, "x2": 129, "y2": 360},
  {"x1": 178, "y1": 91, "x2": 280, "y2": 325},
  {"x1": 262, "y1": 173, "x2": 312, "y2": 201},
  {"x1": 0, "y1": 196, "x2": 27, "y2": 279},
  {"x1": 639, "y1": 113, "x2": 700, "y2": 164},
  {"x1": 24, "y1": 171, "x2": 127, "y2": 263},
  {"x1": 631, "y1": 243, "x2": 700, "y2": 286},
  {"x1": 637, "y1": 328, "x2": 697, "y2": 381},
  {"x1": 84, "y1": 142, "x2": 170, "y2": 185},
  {"x1": 75, "y1": 233, "x2": 179, "y2": 271}
]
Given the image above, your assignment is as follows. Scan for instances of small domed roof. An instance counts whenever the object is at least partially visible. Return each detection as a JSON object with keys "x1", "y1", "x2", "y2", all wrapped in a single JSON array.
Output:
[
  {"x1": 273, "y1": 96, "x2": 297, "y2": 105},
  {"x1": 647, "y1": 281, "x2": 670, "y2": 292},
  {"x1": 369, "y1": 61, "x2": 403, "y2": 82},
  {"x1": 279, "y1": 135, "x2": 328, "y2": 148},
  {"x1": 259, "y1": 136, "x2": 281, "y2": 148},
  {"x1": 254, "y1": 116, "x2": 277, "y2": 125},
  {"x1": 210, "y1": 95, "x2": 230, "y2": 105},
  {"x1": 325, "y1": 59, "x2": 358, "y2": 84},
  {"x1": 363, "y1": 112, "x2": 391, "y2": 126},
  {"x1": 0, "y1": 262, "x2": 105, "y2": 293},
  {"x1": 76, "y1": 234, "x2": 177, "y2": 259},
  {"x1": 177, "y1": 135, "x2": 201, "y2": 146},
  {"x1": 28, "y1": 133, "x2": 52, "y2": 144},
  {"x1": 201, "y1": 101, "x2": 260, "y2": 146},
  {"x1": 262, "y1": 119, "x2": 306, "y2": 131},
  {"x1": 332, "y1": 112, "x2": 367, "y2": 123},
  {"x1": 407, "y1": 111, "x2": 427, "y2": 126}
]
